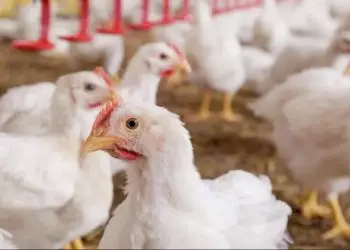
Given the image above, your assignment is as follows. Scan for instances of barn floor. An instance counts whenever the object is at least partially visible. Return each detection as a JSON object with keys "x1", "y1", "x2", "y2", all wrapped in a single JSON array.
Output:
[{"x1": 1, "y1": 32, "x2": 350, "y2": 249}]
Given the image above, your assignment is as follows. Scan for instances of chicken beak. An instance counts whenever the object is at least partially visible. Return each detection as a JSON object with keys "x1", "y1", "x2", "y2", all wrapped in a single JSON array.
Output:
[
  {"x1": 104, "y1": 89, "x2": 117, "y2": 103},
  {"x1": 165, "y1": 58, "x2": 192, "y2": 89},
  {"x1": 176, "y1": 58, "x2": 192, "y2": 74},
  {"x1": 81, "y1": 135, "x2": 121, "y2": 156},
  {"x1": 344, "y1": 63, "x2": 350, "y2": 76}
]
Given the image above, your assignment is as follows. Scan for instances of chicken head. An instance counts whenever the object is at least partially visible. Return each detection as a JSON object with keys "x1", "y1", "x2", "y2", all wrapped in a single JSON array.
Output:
[
  {"x1": 82, "y1": 100, "x2": 183, "y2": 161},
  {"x1": 140, "y1": 42, "x2": 191, "y2": 79},
  {"x1": 61, "y1": 67, "x2": 117, "y2": 110}
]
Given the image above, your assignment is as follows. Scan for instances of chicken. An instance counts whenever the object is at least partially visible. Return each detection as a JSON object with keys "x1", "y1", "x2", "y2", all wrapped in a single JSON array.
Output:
[
  {"x1": 185, "y1": 0, "x2": 246, "y2": 122},
  {"x1": 0, "y1": 69, "x2": 113, "y2": 137},
  {"x1": 117, "y1": 41, "x2": 191, "y2": 105},
  {"x1": 263, "y1": 16, "x2": 350, "y2": 94},
  {"x1": 81, "y1": 99, "x2": 292, "y2": 249},
  {"x1": 250, "y1": 65, "x2": 350, "y2": 239},
  {"x1": 329, "y1": 0, "x2": 350, "y2": 21},
  {"x1": 286, "y1": 0, "x2": 338, "y2": 39},
  {"x1": 251, "y1": 0, "x2": 290, "y2": 56},
  {"x1": 241, "y1": 47, "x2": 275, "y2": 93},
  {"x1": 0, "y1": 71, "x2": 116, "y2": 249}
]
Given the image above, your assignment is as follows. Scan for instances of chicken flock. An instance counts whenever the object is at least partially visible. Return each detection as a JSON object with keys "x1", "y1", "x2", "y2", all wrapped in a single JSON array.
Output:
[{"x1": 0, "y1": 0, "x2": 350, "y2": 248}]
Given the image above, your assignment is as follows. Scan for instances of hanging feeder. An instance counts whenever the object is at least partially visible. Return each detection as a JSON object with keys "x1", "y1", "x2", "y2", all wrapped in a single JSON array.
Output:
[
  {"x1": 13, "y1": 0, "x2": 54, "y2": 51},
  {"x1": 96, "y1": 0, "x2": 124, "y2": 34},
  {"x1": 129, "y1": 0, "x2": 152, "y2": 30},
  {"x1": 59, "y1": 0, "x2": 93, "y2": 42}
]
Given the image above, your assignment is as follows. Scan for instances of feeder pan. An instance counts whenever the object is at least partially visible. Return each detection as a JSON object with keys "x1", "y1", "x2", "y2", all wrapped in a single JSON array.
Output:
[
  {"x1": 96, "y1": 27, "x2": 124, "y2": 34},
  {"x1": 96, "y1": 22, "x2": 124, "y2": 34},
  {"x1": 59, "y1": 33, "x2": 93, "y2": 42},
  {"x1": 13, "y1": 40, "x2": 54, "y2": 51},
  {"x1": 175, "y1": 13, "x2": 190, "y2": 21},
  {"x1": 128, "y1": 22, "x2": 152, "y2": 30}
]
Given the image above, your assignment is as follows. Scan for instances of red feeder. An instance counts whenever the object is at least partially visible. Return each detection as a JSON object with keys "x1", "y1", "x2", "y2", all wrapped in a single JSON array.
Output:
[
  {"x1": 13, "y1": 0, "x2": 54, "y2": 51},
  {"x1": 60, "y1": 0, "x2": 93, "y2": 42},
  {"x1": 96, "y1": 0, "x2": 124, "y2": 34},
  {"x1": 226, "y1": 0, "x2": 235, "y2": 11},
  {"x1": 175, "y1": 0, "x2": 190, "y2": 21},
  {"x1": 212, "y1": 0, "x2": 221, "y2": 15},
  {"x1": 222, "y1": 0, "x2": 231, "y2": 12},
  {"x1": 152, "y1": 0, "x2": 173, "y2": 25},
  {"x1": 129, "y1": 0, "x2": 152, "y2": 30}
]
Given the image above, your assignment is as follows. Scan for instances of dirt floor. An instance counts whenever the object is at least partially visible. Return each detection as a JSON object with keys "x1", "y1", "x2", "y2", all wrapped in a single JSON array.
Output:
[{"x1": 1, "y1": 32, "x2": 350, "y2": 249}]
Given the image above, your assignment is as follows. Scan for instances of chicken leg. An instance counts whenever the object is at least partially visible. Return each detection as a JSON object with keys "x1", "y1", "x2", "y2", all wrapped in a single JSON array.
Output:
[
  {"x1": 220, "y1": 93, "x2": 242, "y2": 122},
  {"x1": 301, "y1": 191, "x2": 332, "y2": 219},
  {"x1": 185, "y1": 89, "x2": 211, "y2": 122},
  {"x1": 63, "y1": 238, "x2": 84, "y2": 250},
  {"x1": 323, "y1": 194, "x2": 350, "y2": 240}
]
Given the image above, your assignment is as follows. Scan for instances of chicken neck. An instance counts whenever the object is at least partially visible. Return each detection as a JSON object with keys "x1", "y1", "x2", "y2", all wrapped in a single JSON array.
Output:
[
  {"x1": 125, "y1": 131, "x2": 210, "y2": 217},
  {"x1": 120, "y1": 56, "x2": 161, "y2": 104}
]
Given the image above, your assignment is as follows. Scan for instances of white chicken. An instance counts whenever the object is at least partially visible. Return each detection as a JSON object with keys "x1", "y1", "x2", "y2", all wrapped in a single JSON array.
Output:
[
  {"x1": 251, "y1": 0, "x2": 290, "y2": 55},
  {"x1": 0, "y1": 71, "x2": 116, "y2": 249},
  {"x1": 328, "y1": 0, "x2": 350, "y2": 21},
  {"x1": 250, "y1": 66, "x2": 350, "y2": 240},
  {"x1": 0, "y1": 69, "x2": 114, "y2": 137},
  {"x1": 186, "y1": 0, "x2": 246, "y2": 122},
  {"x1": 242, "y1": 0, "x2": 288, "y2": 92},
  {"x1": 262, "y1": 15, "x2": 350, "y2": 94},
  {"x1": 81, "y1": 99, "x2": 292, "y2": 249},
  {"x1": 117, "y1": 41, "x2": 191, "y2": 105},
  {"x1": 286, "y1": 0, "x2": 338, "y2": 39}
]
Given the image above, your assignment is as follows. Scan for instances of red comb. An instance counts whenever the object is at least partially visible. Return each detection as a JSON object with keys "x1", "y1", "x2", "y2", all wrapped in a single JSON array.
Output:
[
  {"x1": 94, "y1": 67, "x2": 113, "y2": 88},
  {"x1": 166, "y1": 42, "x2": 182, "y2": 57},
  {"x1": 92, "y1": 99, "x2": 119, "y2": 132}
]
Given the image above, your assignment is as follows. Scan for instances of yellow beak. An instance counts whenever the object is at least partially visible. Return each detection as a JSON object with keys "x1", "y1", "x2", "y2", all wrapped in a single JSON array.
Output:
[
  {"x1": 81, "y1": 135, "x2": 121, "y2": 157},
  {"x1": 104, "y1": 89, "x2": 117, "y2": 103},
  {"x1": 344, "y1": 63, "x2": 350, "y2": 76},
  {"x1": 175, "y1": 58, "x2": 192, "y2": 74}
]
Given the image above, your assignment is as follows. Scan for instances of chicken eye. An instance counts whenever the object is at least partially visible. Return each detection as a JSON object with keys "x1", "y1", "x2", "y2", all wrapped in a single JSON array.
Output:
[
  {"x1": 126, "y1": 118, "x2": 139, "y2": 130},
  {"x1": 84, "y1": 82, "x2": 96, "y2": 92},
  {"x1": 159, "y1": 53, "x2": 169, "y2": 60}
]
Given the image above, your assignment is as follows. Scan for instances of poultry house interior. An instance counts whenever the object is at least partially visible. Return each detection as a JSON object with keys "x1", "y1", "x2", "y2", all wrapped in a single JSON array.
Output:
[{"x1": 1, "y1": 0, "x2": 350, "y2": 249}]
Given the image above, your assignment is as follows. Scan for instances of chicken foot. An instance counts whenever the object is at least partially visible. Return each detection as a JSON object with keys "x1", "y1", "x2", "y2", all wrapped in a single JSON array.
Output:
[
  {"x1": 185, "y1": 89, "x2": 211, "y2": 122},
  {"x1": 63, "y1": 238, "x2": 84, "y2": 250},
  {"x1": 220, "y1": 93, "x2": 242, "y2": 122},
  {"x1": 301, "y1": 191, "x2": 332, "y2": 219},
  {"x1": 323, "y1": 194, "x2": 350, "y2": 240}
]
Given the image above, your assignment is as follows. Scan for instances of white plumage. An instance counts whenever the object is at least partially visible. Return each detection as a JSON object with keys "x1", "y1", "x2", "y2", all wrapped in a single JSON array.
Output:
[
  {"x1": 0, "y1": 229, "x2": 17, "y2": 249},
  {"x1": 0, "y1": 71, "x2": 112, "y2": 137},
  {"x1": 117, "y1": 41, "x2": 190, "y2": 105},
  {"x1": 250, "y1": 67, "x2": 350, "y2": 239},
  {"x1": 262, "y1": 17, "x2": 350, "y2": 94},
  {"x1": 185, "y1": 0, "x2": 246, "y2": 122},
  {"x1": 187, "y1": 0, "x2": 245, "y2": 94},
  {"x1": 0, "y1": 71, "x2": 115, "y2": 248},
  {"x1": 80, "y1": 101, "x2": 292, "y2": 249}
]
